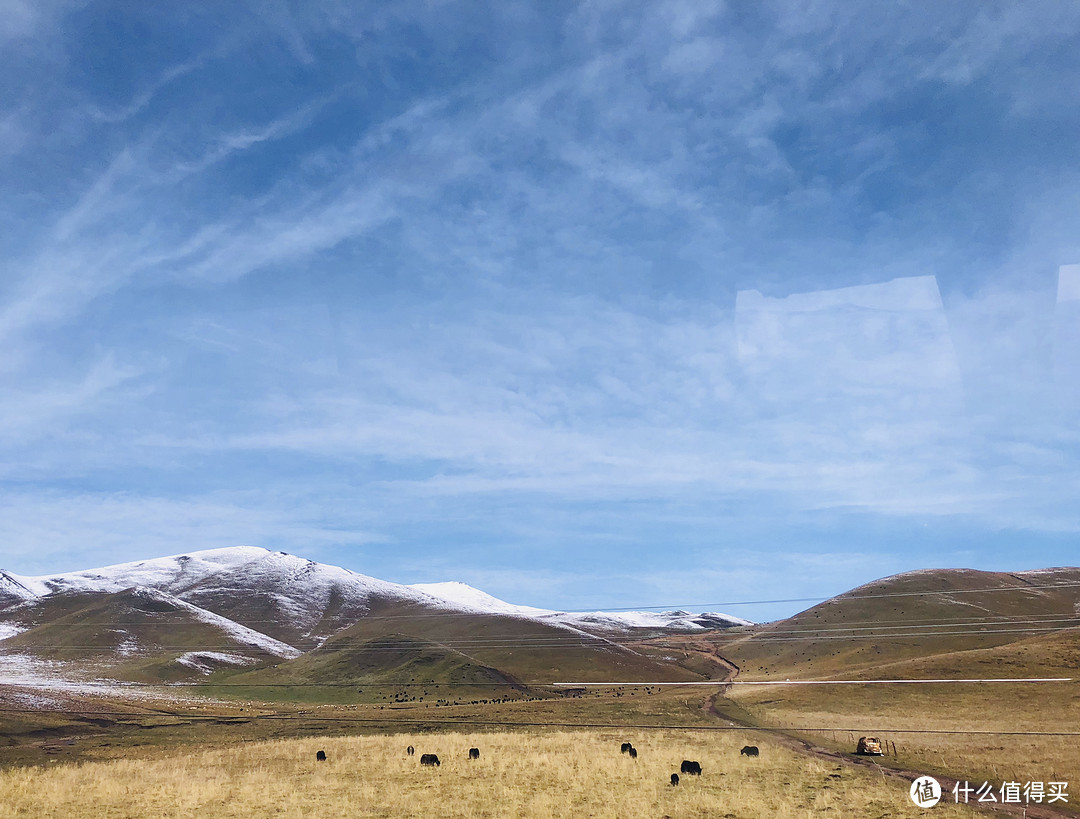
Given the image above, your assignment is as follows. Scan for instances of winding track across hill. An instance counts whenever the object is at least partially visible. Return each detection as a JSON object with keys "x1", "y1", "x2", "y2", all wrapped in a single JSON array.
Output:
[
  {"x1": 634, "y1": 630, "x2": 1076, "y2": 817},
  {"x1": 701, "y1": 687, "x2": 1075, "y2": 819}
]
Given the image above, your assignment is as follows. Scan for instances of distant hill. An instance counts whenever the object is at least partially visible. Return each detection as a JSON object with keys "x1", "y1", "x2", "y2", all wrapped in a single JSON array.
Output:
[
  {"x1": 410, "y1": 580, "x2": 751, "y2": 633},
  {"x1": 10, "y1": 550, "x2": 1073, "y2": 695},
  {"x1": 706, "y1": 567, "x2": 1080, "y2": 680},
  {"x1": 262, "y1": 598, "x2": 704, "y2": 687},
  {"x1": 0, "y1": 547, "x2": 734, "y2": 690}
]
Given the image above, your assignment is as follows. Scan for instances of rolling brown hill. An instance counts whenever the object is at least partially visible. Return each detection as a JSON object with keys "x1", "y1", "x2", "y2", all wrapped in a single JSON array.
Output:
[
  {"x1": 704, "y1": 567, "x2": 1080, "y2": 681},
  {"x1": 0, "y1": 549, "x2": 707, "y2": 694},
  {"x1": 224, "y1": 598, "x2": 705, "y2": 700}
]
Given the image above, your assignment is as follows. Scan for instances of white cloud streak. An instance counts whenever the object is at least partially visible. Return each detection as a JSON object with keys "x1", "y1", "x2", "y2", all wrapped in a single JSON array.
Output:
[{"x1": 1, "y1": 0, "x2": 1078, "y2": 586}]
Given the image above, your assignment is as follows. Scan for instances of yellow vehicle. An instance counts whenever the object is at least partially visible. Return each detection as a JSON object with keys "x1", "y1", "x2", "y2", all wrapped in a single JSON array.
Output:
[{"x1": 856, "y1": 736, "x2": 884, "y2": 755}]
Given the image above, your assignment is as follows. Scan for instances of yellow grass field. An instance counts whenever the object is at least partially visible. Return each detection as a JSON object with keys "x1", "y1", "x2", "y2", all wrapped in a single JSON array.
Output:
[
  {"x1": 727, "y1": 681, "x2": 1080, "y2": 811},
  {"x1": 0, "y1": 728, "x2": 982, "y2": 819}
]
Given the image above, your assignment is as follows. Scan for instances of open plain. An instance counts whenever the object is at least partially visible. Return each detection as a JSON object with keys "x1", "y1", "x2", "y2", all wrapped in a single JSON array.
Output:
[{"x1": 0, "y1": 726, "x2": 987, "y2": 819}]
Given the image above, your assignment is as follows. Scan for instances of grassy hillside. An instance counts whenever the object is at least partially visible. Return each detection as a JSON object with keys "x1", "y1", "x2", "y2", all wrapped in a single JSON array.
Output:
[
  {"x1": 201, "y1": 602, "x2": 705, "y2": 706},
  {"x1": 278, "y1": 599, "x2": 705, "y2": 687},
  {"x1": 219, "y1": 634, "x2": 526, "y2": 703},
  {"x1": 1, "y1": 589, "x2": 706, "y2": 696},
  {"x1": 0, "y1": 589, "x2": 285, "y2": 682},
  {"x1": 707, "y1": 567, "x2": 1080, "y2": 681},
  {"x1": 684, "y1": 568, "x2": 1080, "y2": 813}
]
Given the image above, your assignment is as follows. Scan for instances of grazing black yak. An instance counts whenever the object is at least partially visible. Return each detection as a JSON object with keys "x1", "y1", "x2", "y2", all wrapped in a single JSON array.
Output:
[
  {"x1": 316, "y1": 750, "x2": 326, "y2": 762},
  {"x1": 468, "y1": 747, "x2": 480, "y2": 759},
  {"x1": 740, "y1": 745, "x2": 759, "y2": 757},
  {"x1": 670, "y1": 773, "x2": 680, "y2": 786},
  {"x1": 680, "y1": 760, "x2": 702, "y2": 775},
  {"x1": 420, "y1": 753, "x2": 441, "y2": 767}
]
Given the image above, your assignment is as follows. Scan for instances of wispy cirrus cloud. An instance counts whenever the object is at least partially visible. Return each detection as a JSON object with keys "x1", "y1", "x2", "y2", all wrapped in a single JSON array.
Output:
[{"x1": 1, "y1": 0, "x2": 1078, "y2": 611}]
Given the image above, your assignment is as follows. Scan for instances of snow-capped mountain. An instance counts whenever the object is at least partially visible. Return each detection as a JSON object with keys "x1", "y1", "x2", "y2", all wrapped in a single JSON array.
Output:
[
  {"x1": 3, "y1": 547, "x2": 457, "y2": 650},
  {"x1": 410, "y1": 580, "x2": 752, "y2": 632},
  {"x1": 408, "y1": 581, "x2": 554, "y2": 617},
  {"x1": 0, "y1": 547, "x2": 750, "y2": 686},
  {"x1": 0, "y1": 544, "x2": 751, "y2": 691},
  {"x1": 3, "y1": 547, "x2": 750, "y2": 638}
]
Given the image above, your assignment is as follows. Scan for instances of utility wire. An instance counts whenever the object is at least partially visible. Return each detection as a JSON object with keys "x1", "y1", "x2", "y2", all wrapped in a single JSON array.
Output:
[
  {"x1": 5, "y1": 578, "x2": 1078, "y2": 623},
  {"x1": 9, "y1": 620, "x2": 1078, "y2": 651},
  {"x1": 12, "y1": 611, "x2": 1076, "y2": 632}
]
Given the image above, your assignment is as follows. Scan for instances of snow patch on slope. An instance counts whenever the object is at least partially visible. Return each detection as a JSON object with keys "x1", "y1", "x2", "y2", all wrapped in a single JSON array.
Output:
[
  {"x1": 556, "y1": 610, "x2": 753, "y2": 631},
  {"x1": 0, "y1": 572, "x2": 39, "y2": 602},
  {"x1": 409, "y1": 582, "x2": 555, "y2": 617},
  {"x1": 176, "y1": 651, "x2": 259, "y2": 675},
  {"x1": 0, "y1": 654, "x2": 217, "y2": 703},
  {"x1": 114, "y1": 632, "x2": 140, "y2": 657},
  {"x1": 0, "y1": 622, "x2": 27, "y2": 641},
  {"x1": 0, "y1": 654, "x2": 146, "y2": 698},
  {"x1": 130, "y1": 587, "x2": 301, "y2": 659}
]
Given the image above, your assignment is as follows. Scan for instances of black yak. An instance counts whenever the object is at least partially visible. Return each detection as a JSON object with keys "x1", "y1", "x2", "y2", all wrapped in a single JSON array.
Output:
[{"x1": 680, "y1": 760, "x2": 702, "y2": 775}]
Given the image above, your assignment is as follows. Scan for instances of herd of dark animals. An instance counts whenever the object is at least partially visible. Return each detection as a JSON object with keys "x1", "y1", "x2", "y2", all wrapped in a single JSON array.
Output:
[
  {"x1": 313, "y1": 741, "x2": 757, "y2": 786},
  {"x1": 315, "y1": 747, "x2": 479, "y2": 767}
]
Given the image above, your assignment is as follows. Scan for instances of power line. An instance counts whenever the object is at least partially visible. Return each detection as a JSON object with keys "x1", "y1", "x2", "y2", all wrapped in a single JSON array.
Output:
[
  {"x1": 5, "y1": 578, "x2": 1078, "y2": 624},
  {"x1": 8, "y1": 619, "x2": 1078, "y2": 652},
  {"x1": 731, "y1": 615, "x2": 1080, "y2": 635},
  {"x1": 16, "y1": 609, "x2": 1073, "y2": 630},
  {"x1": 5, "y1": 616, "x2": 1077, "y2": 651},
  {"x1": 562, "y1": 579, "x2": 1080, "y2": 612},
  {"x1": 10, "y1": 611, "x2": 1079, "y2": 637}
]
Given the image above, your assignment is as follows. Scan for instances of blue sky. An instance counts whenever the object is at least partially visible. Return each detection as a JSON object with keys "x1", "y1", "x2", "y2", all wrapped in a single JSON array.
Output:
[{"x1": 2, "y1": 1, "x2": 1078, "y2": 621}]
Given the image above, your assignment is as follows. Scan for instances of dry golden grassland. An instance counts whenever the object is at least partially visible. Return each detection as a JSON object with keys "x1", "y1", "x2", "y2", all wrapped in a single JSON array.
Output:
[
  {"x1": 729, "y1": 680, "x2": 1080, "y2": 811},
  {"x1": 0, "y1": 686, "x2": 731, "y2": 772},
  {"x1": 0, "y1": 728, "x2": 983, "y2": 818}
]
